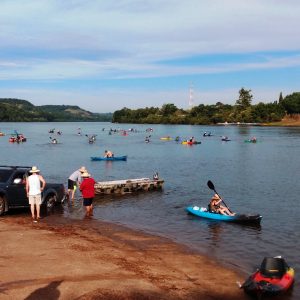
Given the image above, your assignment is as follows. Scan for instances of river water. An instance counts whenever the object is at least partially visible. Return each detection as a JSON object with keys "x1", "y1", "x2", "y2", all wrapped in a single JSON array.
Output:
[{"x1": 1, "y1": 122, "x2": 299, "y2": 298}]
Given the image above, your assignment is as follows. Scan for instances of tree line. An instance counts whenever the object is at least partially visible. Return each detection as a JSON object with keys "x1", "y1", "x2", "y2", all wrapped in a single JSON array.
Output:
[{"x1": 112, "y1": 89, "x2": 300, "y2": 124}]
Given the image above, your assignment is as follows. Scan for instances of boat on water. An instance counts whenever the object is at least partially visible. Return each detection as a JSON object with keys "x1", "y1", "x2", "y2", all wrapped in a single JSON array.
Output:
[
  {"x1": 203, "y1": 132, "x2": 213, "y2": 137},
  {"x1": 91, "y1": 155, "x2": 127, "y2": 161},
  {"x1": 181, "y1": 141, "x2": 201, "y2": 145},
  {"x1": 9, "y1": 134, "x2": 27, "y2": 143},
  {"x1": 241, "y1": 256, "x2": 295, "y2": 298},
  {"x1": 160, "y1": 136, "x2": 173, "y2": 140},
  {"x1": 245, "y1": 137, "x2": 257, "y2": 143},
  {"x1": 0, "y1": 132, "x2": 5, "y2": 136},
  {"x1": 221, "y1": 136, "x2": 231, "y2": 142},
  {"x1": 186, "y1": 206, "x2": 262, "y2": 225}
]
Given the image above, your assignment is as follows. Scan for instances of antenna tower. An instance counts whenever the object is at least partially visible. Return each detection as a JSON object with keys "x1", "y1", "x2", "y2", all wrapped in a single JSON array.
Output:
[{"x1": 189, "y1": 84, "x2": 194, "y2": 108}]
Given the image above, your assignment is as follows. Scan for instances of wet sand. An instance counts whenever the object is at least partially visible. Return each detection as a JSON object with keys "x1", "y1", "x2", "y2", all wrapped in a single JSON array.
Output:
[{"x1": 0, "y1": 215, "x2": 250, "y2": 300}]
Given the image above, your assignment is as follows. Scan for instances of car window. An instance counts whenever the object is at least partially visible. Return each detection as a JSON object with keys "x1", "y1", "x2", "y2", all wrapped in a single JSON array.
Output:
[
  {"x1": 12, "y1": 172, "x2": 26, "y2": 184},
  {"x1": 0, "y1": 169, "x2": 14, "y2": 183}
]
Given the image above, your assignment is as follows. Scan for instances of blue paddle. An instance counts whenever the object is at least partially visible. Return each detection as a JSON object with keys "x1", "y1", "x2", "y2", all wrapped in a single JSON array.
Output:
[{"x1": 207, "y1": 180, "x2": 233, "y2": 213}]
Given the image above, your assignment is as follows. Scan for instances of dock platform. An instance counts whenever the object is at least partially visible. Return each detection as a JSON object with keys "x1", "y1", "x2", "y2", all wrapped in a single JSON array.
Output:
[{"x1": 94, "y1": 178, "x2": 164, "y2": 195}]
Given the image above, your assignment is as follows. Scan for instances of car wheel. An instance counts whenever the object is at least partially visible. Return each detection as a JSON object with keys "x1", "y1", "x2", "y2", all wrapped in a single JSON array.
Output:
[
  {"x1": 45, "y1": 195, "x2": 56, "y2": 213},
  {"x1": 0, "y1": 195, "x2": 6, "y2": 216}
]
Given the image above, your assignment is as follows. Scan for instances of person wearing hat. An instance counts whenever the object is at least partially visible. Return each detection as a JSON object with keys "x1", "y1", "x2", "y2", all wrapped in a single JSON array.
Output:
[
  {"x1": 208, "y1": 194, "x2": 235, "y2": 216},
  {"x1": 26, "y1": 166, "x2": 46, "y2": 222},
  {"x1": 67, "y1": 166, "x2": 86, "y2": 200},
  {"x1": 80, "y1": 171, "x2": 95, "y2": 217}
]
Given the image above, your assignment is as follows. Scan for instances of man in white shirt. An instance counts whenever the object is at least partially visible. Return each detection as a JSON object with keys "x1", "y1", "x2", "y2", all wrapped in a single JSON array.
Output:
[
  {"x1": 67, "y1": 166, "x2": 86, "y2": 200},
  {"x1": 26, "y1": 166, "x2": 46, "y2": 222}
]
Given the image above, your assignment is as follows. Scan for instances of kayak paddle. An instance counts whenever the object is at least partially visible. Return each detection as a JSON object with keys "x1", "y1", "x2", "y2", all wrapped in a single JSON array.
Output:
[{"x1": 207, "y1": 180, "x2": 232, "y2": 213}]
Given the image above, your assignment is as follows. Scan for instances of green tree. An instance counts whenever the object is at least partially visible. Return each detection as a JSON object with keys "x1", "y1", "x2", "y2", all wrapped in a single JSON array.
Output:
[
  {"x1": 235, "y1": 88, "x2": 253, "y2": 110},
  {"x1": 281, "y1": 92, "x2": 300, "y2": 114},
  {"x1": 278, "y1": 92, "x2": 283, "y2": 103},
  {"x1": 160, "y1": 103, "x2": 178, "y2": 116}
]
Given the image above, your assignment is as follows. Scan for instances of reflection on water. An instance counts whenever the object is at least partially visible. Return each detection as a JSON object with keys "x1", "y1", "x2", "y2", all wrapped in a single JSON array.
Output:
[
  {"x1": 207, "y1": 222, "x2": 223, "y2": 247},
  {"x1": 1, "y1": 122, "x2": 299, "y2": 299}
]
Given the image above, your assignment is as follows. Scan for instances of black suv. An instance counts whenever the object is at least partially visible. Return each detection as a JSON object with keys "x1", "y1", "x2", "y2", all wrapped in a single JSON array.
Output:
[{"x1": 0, "y1": 166, "x2": 66, "y2": 216}]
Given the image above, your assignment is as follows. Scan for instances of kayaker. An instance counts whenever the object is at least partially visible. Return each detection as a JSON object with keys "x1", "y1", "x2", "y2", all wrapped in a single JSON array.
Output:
[
  {"x1": 209, "y1": 194, "x2": 235, "y2": 216},
  {"x1": 104, "y1": 150, "x2": 114, "y2": 158}
]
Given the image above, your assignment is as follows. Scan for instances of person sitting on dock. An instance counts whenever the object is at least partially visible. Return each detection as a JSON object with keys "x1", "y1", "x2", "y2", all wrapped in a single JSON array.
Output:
[
  {"x1": 209, "y1": 194, "x2": 235, "y2": 216},
  {"x1": 104, "y1": 150, "x2": 114, "y2": 158}
]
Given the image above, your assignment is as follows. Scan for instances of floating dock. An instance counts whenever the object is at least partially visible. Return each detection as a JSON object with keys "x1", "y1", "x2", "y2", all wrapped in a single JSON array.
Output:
[{"x1": 94, "y1": 178, "x2": 164, "y2": 195}]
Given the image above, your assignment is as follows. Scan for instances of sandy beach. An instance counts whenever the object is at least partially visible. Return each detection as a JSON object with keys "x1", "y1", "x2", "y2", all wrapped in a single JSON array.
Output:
[{"x1": 0, "y1": 214, "x2": 250, "y2": 300}]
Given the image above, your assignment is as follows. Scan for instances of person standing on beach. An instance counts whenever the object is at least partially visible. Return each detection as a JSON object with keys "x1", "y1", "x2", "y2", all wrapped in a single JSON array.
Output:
[
  {"x1": 26, "y1": 166, "x2": 46, "y2": 222},
  {"x1": 67, "y1": 166, "x2": 86, "y2": 200},
  {"x1": 80, "y1": 171, "x2": 95, "y2": 217}
]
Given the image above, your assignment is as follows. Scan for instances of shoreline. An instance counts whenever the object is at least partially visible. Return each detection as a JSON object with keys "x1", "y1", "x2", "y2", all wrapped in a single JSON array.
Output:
[{"x1": 0, "y1": 214, "x2": 249, "y2": 299}]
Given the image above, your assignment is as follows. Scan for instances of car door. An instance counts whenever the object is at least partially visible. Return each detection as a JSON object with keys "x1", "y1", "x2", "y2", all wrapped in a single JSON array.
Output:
[{"x1": 6, "y1": 171, "x2": 28, "y2": 207}]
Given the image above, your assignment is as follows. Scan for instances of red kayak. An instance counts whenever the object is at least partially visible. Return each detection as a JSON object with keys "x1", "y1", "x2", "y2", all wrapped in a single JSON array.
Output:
[
  {"x1": 242, "y1": 256, "x2": 295, "y2": 298},
  {"x1": 9, "y1": 134, "x2": 27, "y2": 143}
]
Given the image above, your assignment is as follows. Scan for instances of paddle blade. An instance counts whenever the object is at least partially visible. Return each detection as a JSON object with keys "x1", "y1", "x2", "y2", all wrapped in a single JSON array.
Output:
[{"x1": 207, "y1": 180, "x2": 215, "y2": 190}]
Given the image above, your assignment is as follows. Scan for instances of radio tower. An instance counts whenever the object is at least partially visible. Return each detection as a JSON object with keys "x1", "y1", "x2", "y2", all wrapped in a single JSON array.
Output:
[{"x1": 189, "y1": 84, "x2": 194, "y2": 108}]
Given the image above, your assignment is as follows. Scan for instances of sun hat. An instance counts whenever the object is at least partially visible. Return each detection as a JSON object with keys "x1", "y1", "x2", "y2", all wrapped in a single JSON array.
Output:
[
  {"x1": 30, "y1": 166, "x2": 40, "y2": 173},
  {"x1": 79, "y1": 166, "x2": 86, "y2": 173},
  {"x1": 81, "y1": 172, "x2": 90, "y2": 178}
]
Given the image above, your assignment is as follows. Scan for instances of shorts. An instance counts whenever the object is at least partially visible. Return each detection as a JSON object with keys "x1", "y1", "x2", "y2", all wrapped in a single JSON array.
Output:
[
  {"x1": 83, "y1": 198, "x2": 93, "y2": 206},
  {"x1": 68, "y1": 179, "x2": 76, "y2": 190},
  {"x1": 29, "y1": 194, "x2": 42, "y2": 205}
]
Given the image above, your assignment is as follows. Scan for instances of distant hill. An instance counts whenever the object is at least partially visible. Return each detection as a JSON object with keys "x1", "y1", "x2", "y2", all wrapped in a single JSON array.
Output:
[{"x1": 0, "y1": 98, "x2": 112, "y2": 122}]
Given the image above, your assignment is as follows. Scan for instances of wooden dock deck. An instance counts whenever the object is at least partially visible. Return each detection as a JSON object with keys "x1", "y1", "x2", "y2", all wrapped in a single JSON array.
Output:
[{"x1": 94, "y1": 178, "x2": 164, "y2": 195}]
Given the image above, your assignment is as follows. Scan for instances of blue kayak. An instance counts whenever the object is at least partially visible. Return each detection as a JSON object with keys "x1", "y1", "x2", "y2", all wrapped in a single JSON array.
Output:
[
  {"x1": 186, "y1": 206, "x2": 262, "y2": 224},
  {"x1": 91, "y1": 155, "x2": 127, "y2": 161}
]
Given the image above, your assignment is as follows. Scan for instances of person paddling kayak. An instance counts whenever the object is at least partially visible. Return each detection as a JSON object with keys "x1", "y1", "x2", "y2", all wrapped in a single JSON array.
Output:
[
  {"x1": 104, "y1": 150, "x2": 114, "y2": 158},
  {"x1": 209, "y1": 194, "x2": 235, "y2": 216}
]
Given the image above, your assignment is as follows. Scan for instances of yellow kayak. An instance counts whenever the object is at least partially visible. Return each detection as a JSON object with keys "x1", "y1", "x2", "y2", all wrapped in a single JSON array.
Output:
[{"x1": 160, "y1": 137, "x2": 173, "y2": 140}]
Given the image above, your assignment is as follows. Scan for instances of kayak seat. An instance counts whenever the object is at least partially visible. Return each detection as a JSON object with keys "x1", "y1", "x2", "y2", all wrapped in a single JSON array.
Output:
[{"x1": 259, "y1": 257, "x2": 287, "y2": 279}]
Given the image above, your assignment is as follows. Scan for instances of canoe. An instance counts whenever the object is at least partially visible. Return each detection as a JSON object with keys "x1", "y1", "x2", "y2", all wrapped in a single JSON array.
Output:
[
  {"x1": 221, "y1": 138, "x2": 231, "y2": 142},
  {"x1": 160, "y1": 137, "x2": 173, "y2": 140},
  {"x1": 186, "y1": 206, "x2": 262, "y2": 224},
  {"x1": 91, "y1": 155, "x2": 127, "y2": 161},
  {"x1": 241, "y1": 256, "x2": 295, "y2": 297}
]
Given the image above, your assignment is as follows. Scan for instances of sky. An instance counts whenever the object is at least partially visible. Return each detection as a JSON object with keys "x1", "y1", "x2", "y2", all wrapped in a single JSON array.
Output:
[{"x1": 0, "y1": 0, "x2": 300, "y2": 113}]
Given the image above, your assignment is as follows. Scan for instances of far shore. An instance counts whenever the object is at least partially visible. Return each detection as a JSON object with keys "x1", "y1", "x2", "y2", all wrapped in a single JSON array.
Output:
[
  {"x1": 0, "y1": 215, "x2": 250, "y2": 300},
  {"x1": 262, "y1": 120, "x2": 300, "y2": 126}
]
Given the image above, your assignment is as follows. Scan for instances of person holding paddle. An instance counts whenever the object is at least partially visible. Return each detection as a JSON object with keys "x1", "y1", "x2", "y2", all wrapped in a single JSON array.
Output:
[
  {"x1": 209, "y1": 194, "x2": 235, "y2": 216},
  {"x1": 104, "y1": 150, "x2": 114, "y2": 158}
]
